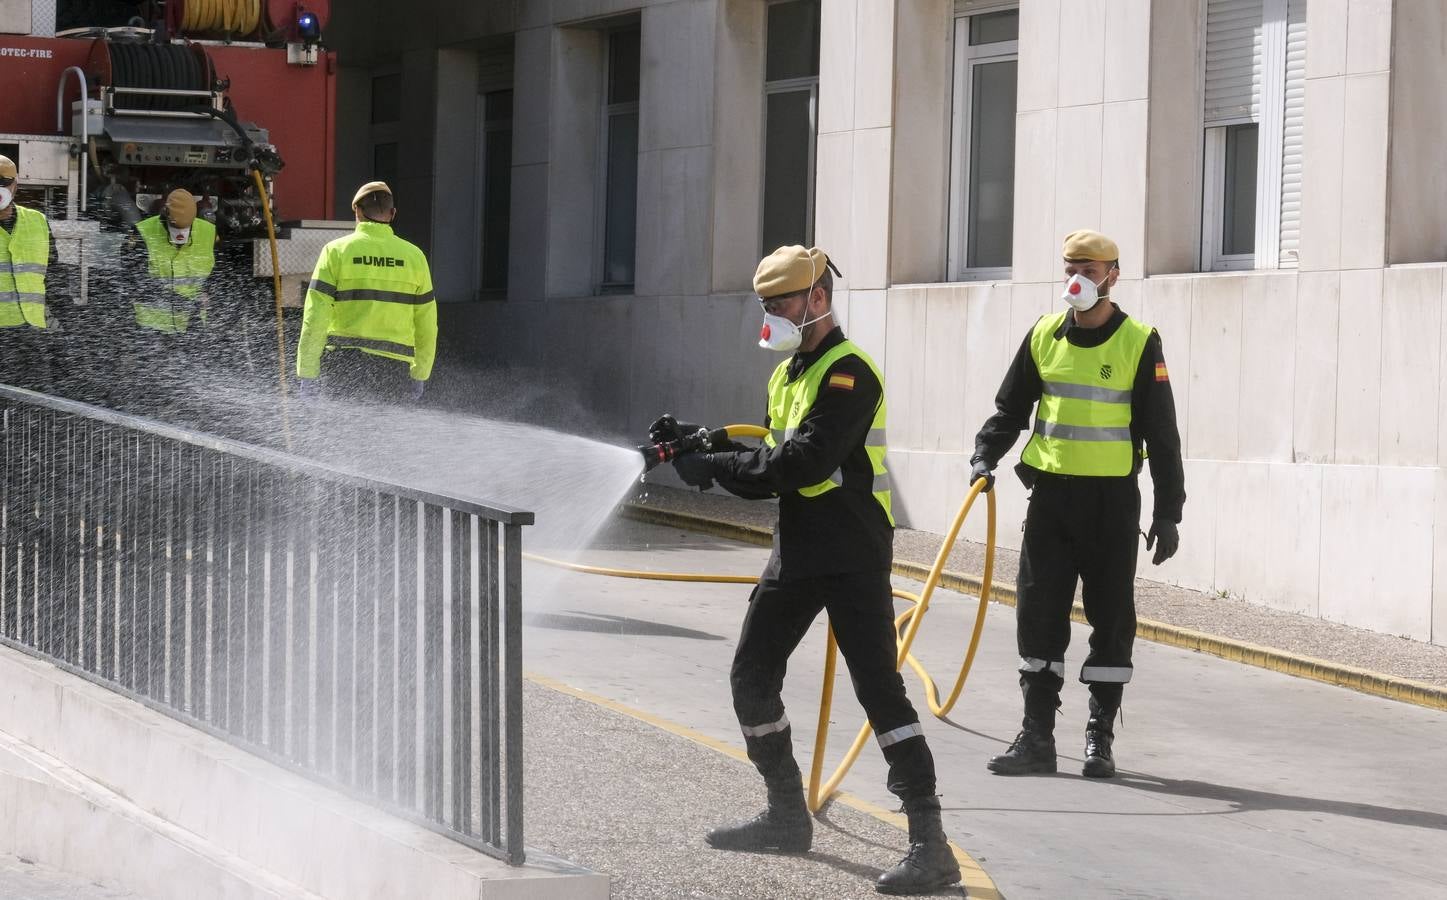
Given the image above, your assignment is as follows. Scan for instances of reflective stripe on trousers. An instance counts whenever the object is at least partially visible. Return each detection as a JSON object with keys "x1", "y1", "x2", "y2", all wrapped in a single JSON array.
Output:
[
  {"x1": 875, "y1": 721, "x2": 924, "y2": 749},
  {"x1": 1019, "y1": 657, "x2": 1066, "y2": 676},
  {"x1": 1080, "y1": 665, "x2": 1133, "y2": 683},
  {"x1": 740, "y1": 714, "x2": 790, "y2": 738}
]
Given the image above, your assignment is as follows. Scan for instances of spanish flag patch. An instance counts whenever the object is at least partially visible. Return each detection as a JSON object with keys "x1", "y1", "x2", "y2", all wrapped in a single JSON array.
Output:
[
  {"x1": 1154, "y1": 362, "x2": 1169, "y2": 382},
  {"x1": 827, "y1": 373, "x2": 856, "y2": 391}
]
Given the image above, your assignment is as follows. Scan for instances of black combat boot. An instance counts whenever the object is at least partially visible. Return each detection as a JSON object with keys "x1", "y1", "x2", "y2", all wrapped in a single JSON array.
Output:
[
  {"x1": 1083, "y1": 700, "x2": 1117, "y2": 778},
  {"x1": 705, "y1": 775, "x2": 812, "y2": 852},
  {"x1": 876, "y1": 796, "x2": 963, "y2": 895},
  {"x1": 986, "y1": 716, "x2": 1057, "y2": 775}
]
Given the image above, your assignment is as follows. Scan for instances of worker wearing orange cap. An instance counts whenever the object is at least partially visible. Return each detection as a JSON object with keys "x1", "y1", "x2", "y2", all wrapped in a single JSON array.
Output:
[
  {"x1": 0, "y1": 154, "x2": 57, "y2": 391},
  {"x1": 131, "y1": 189, "x2": 217, "y2": 334},
  {"x1": 969, "y1": 229, "x2": 1185, "y2": 780},
  {"x1": 295, "y1": 181, "x2": 437, "y2": 402}
]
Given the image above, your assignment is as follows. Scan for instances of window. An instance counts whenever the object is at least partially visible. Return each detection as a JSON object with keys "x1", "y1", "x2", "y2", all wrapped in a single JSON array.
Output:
[
  {"x1": 478, "y1": 89, "x2": 512, "y2": 295},
  {"x1": 947, "y1": 5, "x2": 1018, "y2": 280},
  {"x1": 372, "y1": 142, "x2": 399, "y2": 186},
  {"x1": 1201, "y1": 0, "x2": 1305, "y2": 271},
  {"x1": 370, "y1": 71, "x2": 401, "y2": 188},
  {"x1": 371, "y1": 73, "x2": 401, "y2": 125},
  {"x1": 761, "y1": 0, "x2": 820, "y2": 255},
  {"x1": 601, "y1": 26, "x2": 640, "y2": 292}
]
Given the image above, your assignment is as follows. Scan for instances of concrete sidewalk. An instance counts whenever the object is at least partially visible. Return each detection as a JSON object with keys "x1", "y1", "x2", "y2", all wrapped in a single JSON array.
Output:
[
  {"x1": 624, "y1": 484, "x2": 1447, "y2": 703},
  {"x1": 522, "y1": 515, "x2": 1447, "y2": 900}
]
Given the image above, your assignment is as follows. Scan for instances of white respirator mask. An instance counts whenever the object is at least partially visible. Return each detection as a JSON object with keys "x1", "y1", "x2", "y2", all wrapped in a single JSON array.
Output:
[
  {"x1": 1062, "y1": 272, "x2": 1105, "y2": 312},
  {"x1": 0, "y1": 186, "x2": 12, "y2": 210},
  {"x1": 758, "y1": 253, "x2": 829, "y2": 352},
  {"x1": 758, "y1": 308, "x2": 830, "y2": 353},
  {"x1": 167, "y1": 224, "x2": 192, "y2": 246}
]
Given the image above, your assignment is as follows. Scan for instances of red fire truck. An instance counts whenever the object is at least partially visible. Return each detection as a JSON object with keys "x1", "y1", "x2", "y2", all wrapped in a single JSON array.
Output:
[{"x1": 0, "y1": 0, "x2": 339, "y2": 311}]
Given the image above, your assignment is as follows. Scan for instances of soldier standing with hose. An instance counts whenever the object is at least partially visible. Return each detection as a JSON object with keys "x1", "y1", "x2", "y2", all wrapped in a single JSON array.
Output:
[
  {"x1": 662, "y1": 245, "x2": 961, "y2": 895},
  {"x1": 969, "y1": 230, "x2": 1185, "y2": 779}
]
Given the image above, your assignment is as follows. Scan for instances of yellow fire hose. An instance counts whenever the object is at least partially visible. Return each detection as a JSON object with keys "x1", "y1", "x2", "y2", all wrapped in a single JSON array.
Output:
[
  {"x1": 526, "y1": 424, "x2": 996, "y2": 812},
  {"x1": 250, "y1": 168, "x2": 293, "y2": 449}
]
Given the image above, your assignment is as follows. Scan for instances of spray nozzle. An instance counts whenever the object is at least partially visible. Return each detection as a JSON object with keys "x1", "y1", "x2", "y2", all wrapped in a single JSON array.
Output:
[{"x1": 638, "y1": 426, "x2": 729, "y2": 472}]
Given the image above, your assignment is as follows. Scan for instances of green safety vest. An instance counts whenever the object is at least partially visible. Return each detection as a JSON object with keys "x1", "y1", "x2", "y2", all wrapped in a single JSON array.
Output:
[
  {"x1": 764, "y1": 339, "x2": 894, "y2": 526},
  {"x1": 0, "y1": 205, "x2": 50, "y2": 329},
  {"x1": 296, "y1": 221, "x2": 438, "y2": 381},
  {"x1": 135, "y1": 216, "x2": 216, "y2": 333},
  {"x1": 1020, "y1": 311, "x2": 1153, "y2": 477}
]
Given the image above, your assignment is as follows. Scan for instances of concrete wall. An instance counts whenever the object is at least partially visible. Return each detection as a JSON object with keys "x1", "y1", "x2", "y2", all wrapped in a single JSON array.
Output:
[
  {"x1": 329, "y1": 1, "x2": 1447, "y2": 646},
  {"x1": 0, "y1": 645, "x2": 607, "y2": 899}
]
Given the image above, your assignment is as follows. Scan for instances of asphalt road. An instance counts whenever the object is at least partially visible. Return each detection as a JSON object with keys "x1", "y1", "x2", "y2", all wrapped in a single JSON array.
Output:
[{"x1": 522, "y1": 517, "x2": 1447, "y2": 900}]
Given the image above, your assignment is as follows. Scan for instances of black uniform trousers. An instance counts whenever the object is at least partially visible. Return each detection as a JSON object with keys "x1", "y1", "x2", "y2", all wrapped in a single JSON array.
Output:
[
  {"x1": 1016, "y1": 473, "x2": 1140, "y2": 724},
  {"x1": 318, "y1": 347, "x2": 415, "y2": 403},
  {"x1": 730, "y1": 571, "x2": 937, "y2": 802},
  {"x1": 0, "y1": 325, "x2": 55, "y2": 394}
]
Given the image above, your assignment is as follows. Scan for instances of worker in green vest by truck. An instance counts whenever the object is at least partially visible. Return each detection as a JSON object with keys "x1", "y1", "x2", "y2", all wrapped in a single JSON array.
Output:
[
  {"x1": 0, "y1": 154, "x2": 57, "y2": 393},
  {"x1": 662, "y1": 245, "x2": 961, "y2": 896},
  {"x1": 109, "y1": 188, "x2": 219, "y2": 415},
  {"x1": 969, "y1": 229, "x2": 1185, "y2": 781},
  {"x1": 295, "y1": 181, "x2": 437, "y2": 403},
  {"x1": 133, "y1": 189, "x2": 216, "y2": 334}
]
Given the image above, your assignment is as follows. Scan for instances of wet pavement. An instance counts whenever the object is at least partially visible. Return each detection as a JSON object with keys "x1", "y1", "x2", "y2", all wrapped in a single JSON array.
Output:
[{"x1": 522, "y1": 515, "x2": 1447, "y2": 900}]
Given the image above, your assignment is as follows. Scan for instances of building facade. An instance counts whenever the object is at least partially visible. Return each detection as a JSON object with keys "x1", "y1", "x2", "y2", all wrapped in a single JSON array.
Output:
[{"x1": 327, "y1": 0, "x2": 1447, "y2": 647}]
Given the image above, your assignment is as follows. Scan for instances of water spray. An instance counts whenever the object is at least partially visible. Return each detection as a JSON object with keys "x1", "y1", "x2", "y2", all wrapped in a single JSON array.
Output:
[{"x1": 542, "y1": 422, "x2": 997, "y2": 812}]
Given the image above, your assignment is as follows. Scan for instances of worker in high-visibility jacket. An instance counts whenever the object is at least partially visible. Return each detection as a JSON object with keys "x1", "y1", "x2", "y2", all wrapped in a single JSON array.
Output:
[
  {"x1": 295, "y1": 181, "x2": 437, "y2": 402},
  {"x1": 131, "y1": 189, "x2": 216, "y2": 334},
  {"x1": 0, "y1": 154, "x2": 56, "y2": 392},
  {"x1": 969, "y1": 230, "x2": 1186, "y2": 781},
  {"x1": 664, "y1": 246, "x2": 961, "y2": 896}
]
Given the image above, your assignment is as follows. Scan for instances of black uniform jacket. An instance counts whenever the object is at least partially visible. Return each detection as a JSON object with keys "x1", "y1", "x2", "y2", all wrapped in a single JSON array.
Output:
[
  {"x1": 972, "y1": 305, "x2": 1186, "y2": 523},
  {"x1": 712, "y1": 327, "x2": 894, "y2": 581}
]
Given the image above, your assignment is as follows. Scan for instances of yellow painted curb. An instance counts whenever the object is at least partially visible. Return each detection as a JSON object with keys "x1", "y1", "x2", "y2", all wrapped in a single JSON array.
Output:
[
  {"x1": 619, "y1": 502, "x2": 1447, "y2": 714},
  {"x1": 526, "y1": 671, "x2": 1002, "y2": 899}
]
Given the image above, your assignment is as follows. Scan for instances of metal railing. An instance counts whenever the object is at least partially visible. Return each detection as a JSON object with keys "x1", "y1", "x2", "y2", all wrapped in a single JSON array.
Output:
[{"x1": 0, "y1": 386, "x2": 533, "y2": 864}]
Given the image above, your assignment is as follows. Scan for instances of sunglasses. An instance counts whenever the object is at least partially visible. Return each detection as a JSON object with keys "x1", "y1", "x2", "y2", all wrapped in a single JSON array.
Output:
[{"x1": 759, "y1": 290, "x2": 810, "y2": 316}]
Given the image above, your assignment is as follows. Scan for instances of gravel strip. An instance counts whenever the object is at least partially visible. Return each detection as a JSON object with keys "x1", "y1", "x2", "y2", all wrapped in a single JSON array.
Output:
[
  {"x1": 628, "y1": 485, "x2": 1447, "y2": 690},
  {"x1": 524, "y1": 680, "x2": 967, "y2": 900}
]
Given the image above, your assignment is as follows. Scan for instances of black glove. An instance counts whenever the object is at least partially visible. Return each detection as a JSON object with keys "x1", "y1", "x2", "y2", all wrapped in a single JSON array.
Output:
[
  {"x1": 969, "y1": 458, "x2": 995, "y2": 493},
  {"x1": 672, "y1": 452, "x2": 715, "y2": 491},
  {"x1": 1145, "y1": 519, "x2": 1179, "y2": 566},
  {"x1": 648, "y1": 414, "x2": 705, "y2": 446}
]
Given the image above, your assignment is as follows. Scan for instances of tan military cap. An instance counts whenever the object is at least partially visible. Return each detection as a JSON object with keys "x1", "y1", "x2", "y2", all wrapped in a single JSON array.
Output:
[
  {"x1": 165, "y1": 189, "x2": 197, "y2": 227},
  {"x1": 754, "y1": 245, "x2": 830, "y2": 298},
  {"x1": 0, "y1": 155, "x2": 16, "y2": 180},
  {"x1": 1062, "y1": 229, "x2": 1119, "y2": 262},
  {"x1": 351, "y1": 181, "x2": 392, "y2": 207}
]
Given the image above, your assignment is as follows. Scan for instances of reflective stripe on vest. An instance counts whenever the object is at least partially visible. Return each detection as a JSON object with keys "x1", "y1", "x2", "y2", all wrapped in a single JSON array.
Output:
[
  {"x1": 0, "y1": 205, "x2": 50, "y2": 329},
  {"x1": 135, "y1": 216, "x2": 216, "y2": 333},
  {"x1": 763, "y1": 340, "x2": 894, "y2": 526},
  {"x1": 1020, "y1": 311, "x2": 1153, "y2": 477},
  {"x1": 326, "y1": 335, "x2": 416, "y2": 363}
]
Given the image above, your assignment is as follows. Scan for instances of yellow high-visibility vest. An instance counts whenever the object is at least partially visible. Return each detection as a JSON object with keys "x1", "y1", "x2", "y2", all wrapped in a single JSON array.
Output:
[
  {"x1": 764, "y1": 339, "x2": 894, "y2": 525},
  {"x1": 296, "y1": 221, "x2": 438, "y2": 381},
  {"x1": 1020, "y1": 311, "x2": 1153, "y2": 476},
  {"x1": 135, "y1": 215, "x2": 217, "y2": 333},
  {"x1": 0, "y1": 205, "x2": 50, "y2": 329}
]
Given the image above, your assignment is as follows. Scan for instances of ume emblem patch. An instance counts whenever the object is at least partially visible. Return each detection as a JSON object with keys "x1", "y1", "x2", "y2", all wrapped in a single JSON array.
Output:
[{"x1": 827, "y1": 373, "x2": 856, "y2": 391}]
